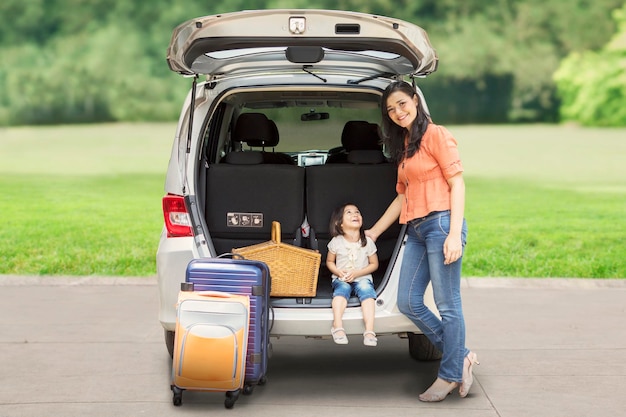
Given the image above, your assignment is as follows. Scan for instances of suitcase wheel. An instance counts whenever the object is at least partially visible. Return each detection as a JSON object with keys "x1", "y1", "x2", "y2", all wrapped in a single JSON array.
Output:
[
  {"x1": 224, "y1": 390, "x2": 240, "y2": 409},
  {"x1": 171, "y1": 385, "x2": 183, "y2": 406},
  {"x1": 243, "y1": 384, "x2": 254, "y2": 395}
]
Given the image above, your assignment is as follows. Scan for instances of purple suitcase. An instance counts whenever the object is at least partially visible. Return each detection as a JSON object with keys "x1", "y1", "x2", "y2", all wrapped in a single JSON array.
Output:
[{"x1": 185, "y1": 255, "x2": 271, "y2": 394}]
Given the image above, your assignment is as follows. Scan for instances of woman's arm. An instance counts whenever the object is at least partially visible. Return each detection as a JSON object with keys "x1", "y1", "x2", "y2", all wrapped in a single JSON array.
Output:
[
  {"x1": 365, "y1": 194, "x2": 403, "y2": 242},
  {"x1": 444, "y1": 172, "x2": 465, "y2": 265}
]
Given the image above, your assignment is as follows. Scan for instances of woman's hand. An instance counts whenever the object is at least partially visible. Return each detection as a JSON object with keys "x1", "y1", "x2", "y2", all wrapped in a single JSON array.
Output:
[
  {"x1": 443, "y1": 234, "x2": 463, "y2": 265},
  {"x1": 364, "y1": 229, "x2": 377, "y2": 242}
]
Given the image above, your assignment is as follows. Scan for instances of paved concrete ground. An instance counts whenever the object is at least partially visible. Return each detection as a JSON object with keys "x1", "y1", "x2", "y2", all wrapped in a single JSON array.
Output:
[{"x1": 0, "y1": 276, "x2": 625, "y2": 417}]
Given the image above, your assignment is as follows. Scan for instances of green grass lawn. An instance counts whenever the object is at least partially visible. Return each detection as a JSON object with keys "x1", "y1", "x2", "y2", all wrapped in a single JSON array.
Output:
[
  {"x1": 454, "y1": 124, "x2": 626, "y2": 278},
  {"x1": 0, "y1": 174, "x2": 164, "y2": 276},
  {"x1": 463, "y1": 178, "x2": 624, "y2": 277},
  {"x1": 0, "y1": 123, "x2": 172, "y2": 276},
  {"x1": 0, "y1": 123, "x2": 624, "y2": 278}
]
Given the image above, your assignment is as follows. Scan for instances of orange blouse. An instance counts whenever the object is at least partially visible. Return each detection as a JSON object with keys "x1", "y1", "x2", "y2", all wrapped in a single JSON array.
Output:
[{"x1": 396, "y1": 123, "x2": 463, "y2": 224}]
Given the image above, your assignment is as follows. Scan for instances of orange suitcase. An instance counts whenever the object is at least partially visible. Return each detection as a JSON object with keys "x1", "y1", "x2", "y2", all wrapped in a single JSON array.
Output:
[{"x1": 171, "y1": 286, "x2": 249, "y2": 408}]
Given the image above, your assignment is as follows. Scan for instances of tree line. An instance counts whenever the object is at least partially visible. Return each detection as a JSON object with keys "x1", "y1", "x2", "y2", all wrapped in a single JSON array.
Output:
[{"x1": 0, "y1": 0, "x2": 624, "y2": 126}]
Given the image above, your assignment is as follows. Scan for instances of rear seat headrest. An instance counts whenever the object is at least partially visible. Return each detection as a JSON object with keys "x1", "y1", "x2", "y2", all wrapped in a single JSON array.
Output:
[
  {"x1": 232, "y1": 113, "x2": 278, "y2": 147},
  {"x1": 341, "y1": 121, "x2": 382, "y2": 152},
  {"x1": 247, "y1": 119, "x2": 280, "y2": 148}
]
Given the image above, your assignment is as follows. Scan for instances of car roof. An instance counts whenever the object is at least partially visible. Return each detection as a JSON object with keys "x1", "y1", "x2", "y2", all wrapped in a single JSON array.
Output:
[{"x1": 166, "y1": 9, "x2": 438, "y2": 79}]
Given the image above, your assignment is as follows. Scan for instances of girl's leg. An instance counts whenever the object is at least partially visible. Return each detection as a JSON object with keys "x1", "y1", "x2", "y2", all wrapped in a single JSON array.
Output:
[
  {"x1": 360, "y1": 298, "x2": 375, "y2": 333},
  {"x1": 331, "y1": 295, "x2": 348, "y2": 330},
  {"x1": 331, "y1": 279, "x2": 351, "y2": 344},
  {"x1": 360, "y1": 297, "x2": 377, "y2": 346},
  {"x1": 354, "y1": 279, "x2": 377, "y2": 334}
]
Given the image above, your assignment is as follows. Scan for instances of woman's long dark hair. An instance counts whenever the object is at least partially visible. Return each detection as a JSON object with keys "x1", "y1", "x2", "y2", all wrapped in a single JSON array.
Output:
[
  {"x1": 329, "y1": 203, "x2": 367, "y2": 247},
  {"x1": 380, "y1": 81, "x2": 431, "y2": 165}
]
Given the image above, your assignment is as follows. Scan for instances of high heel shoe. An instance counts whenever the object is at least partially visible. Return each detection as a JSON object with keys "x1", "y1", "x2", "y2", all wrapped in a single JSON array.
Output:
[
  {"x1": 459, "y1": 352, "x2": 479, "y2": 398},
  {"x1": 418, "y1": 378, "x2": 458, "y2": 402}
]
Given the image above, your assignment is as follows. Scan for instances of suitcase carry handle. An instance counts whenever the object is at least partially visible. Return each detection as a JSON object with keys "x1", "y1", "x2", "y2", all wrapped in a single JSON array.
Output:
[
  {"x1": 217, "y1": 252, "x2": 245, "y2": 260},
  {"x1": 196, "y1": 290, "x2": 244, "y2": 299}
]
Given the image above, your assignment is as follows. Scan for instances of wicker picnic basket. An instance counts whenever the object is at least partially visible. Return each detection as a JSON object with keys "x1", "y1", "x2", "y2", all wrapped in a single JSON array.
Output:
[{"x1": 232, "y1": 221, "x2": 321, "y2": 297}]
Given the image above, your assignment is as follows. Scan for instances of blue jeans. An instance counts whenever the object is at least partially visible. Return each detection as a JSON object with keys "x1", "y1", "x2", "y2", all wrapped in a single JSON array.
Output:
[
  {"x1": 332, "y1": 278, "x2": 377, "y2": 302},
  {"x1": 397, "y1": 211, "x2": 469, "y2": 382}
]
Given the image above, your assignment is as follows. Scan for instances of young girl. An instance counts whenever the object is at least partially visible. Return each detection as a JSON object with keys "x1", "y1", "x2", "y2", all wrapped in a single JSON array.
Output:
[{"x1": 326, "y1": 203, "x2": 379, "y2": 346}]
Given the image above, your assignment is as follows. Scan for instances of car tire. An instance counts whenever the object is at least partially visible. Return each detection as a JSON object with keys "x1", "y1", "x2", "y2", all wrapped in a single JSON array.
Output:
[
  {"x1": 407, "y1": 332, "x2": 442, "y2": 361},
  {"x1": 165, "y1": 329, "x2": 175, "y2": 358}
]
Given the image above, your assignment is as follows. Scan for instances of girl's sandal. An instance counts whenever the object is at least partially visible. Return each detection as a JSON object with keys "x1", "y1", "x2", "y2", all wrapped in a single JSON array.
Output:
[
  {"x1": 363, "y1": 331, "x2": 378, "y2": 347},
  {"x1": 331, "y1": 327, "x2": 349, "y2": 345}
]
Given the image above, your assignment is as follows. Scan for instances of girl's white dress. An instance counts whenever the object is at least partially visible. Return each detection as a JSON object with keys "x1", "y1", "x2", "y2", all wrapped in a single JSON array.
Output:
[{"x1": 327, "y1": 235, "x2": 377, "y2": 282}]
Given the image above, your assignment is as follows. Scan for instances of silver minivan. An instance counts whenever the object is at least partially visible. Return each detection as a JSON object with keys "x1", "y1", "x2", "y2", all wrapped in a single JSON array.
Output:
[{"x1": 157, "y1": 9, "x2": 441, "y2": 360}]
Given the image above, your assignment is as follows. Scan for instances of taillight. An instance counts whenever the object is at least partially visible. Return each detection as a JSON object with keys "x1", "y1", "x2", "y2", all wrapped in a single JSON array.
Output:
[{"x1": 162, "y1": 194, "x2": 193, "y2": 237}]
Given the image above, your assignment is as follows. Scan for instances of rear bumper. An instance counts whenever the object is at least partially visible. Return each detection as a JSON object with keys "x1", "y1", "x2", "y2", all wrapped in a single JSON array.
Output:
[
  {"x1": 269, "y1": 305, "x2": 418, "y2": 337},
  {"x1": 156, "y1": 230, "x2": 194, "y2": 331},
  {"x1": 157, "y1": 230, "x2": 432, "y2": 337}
]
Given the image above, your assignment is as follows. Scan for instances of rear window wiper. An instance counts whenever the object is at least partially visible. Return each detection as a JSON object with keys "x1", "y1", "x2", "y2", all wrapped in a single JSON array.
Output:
[
  {"x1": 302, "y1": 65, "x2": 327, "y2": 83},
  {"x1": 348, "y1": 72, "x2": 395, "y2": 85}
]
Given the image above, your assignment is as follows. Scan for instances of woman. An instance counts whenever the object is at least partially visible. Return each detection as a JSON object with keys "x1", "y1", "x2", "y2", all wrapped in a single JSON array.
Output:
[{"x1": 366, "y1": 81, "x2": 478, "y2": 402}]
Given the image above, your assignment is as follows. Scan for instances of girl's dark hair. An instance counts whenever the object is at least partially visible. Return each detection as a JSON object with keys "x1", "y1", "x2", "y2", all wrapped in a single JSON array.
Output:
[
  {"x1": 380, "y1": 80, "x2": 431, "y2": 165},
  {"x1": 329, "y1": 203, "x2": 367, "y2": 247}
]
